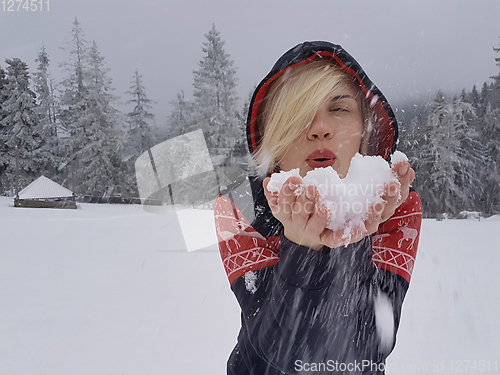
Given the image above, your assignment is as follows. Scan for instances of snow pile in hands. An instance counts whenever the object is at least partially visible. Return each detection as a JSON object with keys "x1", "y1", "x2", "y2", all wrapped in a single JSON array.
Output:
[{"x1": 267, "y1": 151, "x2": 407, "y2": 242}]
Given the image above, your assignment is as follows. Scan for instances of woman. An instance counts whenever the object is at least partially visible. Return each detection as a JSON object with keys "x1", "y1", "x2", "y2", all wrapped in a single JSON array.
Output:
[{"x1": 214, "y1": 41, "x2": 422, "y2": 374}]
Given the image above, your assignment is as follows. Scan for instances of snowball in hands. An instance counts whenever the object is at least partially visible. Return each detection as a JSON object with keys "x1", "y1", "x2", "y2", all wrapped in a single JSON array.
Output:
[{"x1": 267, "y1": 152, "x2": 407, "y2": 244}]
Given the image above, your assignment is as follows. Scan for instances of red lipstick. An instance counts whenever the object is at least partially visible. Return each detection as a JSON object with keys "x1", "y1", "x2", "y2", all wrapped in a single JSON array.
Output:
[{"x1": 306, "y1": 149, "x2": 336, "y2": 169}]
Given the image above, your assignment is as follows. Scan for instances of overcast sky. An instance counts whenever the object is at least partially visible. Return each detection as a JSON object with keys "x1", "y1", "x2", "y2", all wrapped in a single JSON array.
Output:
[{"x1": 1, "y1": 0, "x2": 500, "y2": 129}]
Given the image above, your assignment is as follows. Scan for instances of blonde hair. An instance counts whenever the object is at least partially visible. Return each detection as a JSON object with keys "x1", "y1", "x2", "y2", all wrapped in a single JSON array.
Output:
[{"x1": 253, "y1": 59, "x2": 372, "y2": 173}]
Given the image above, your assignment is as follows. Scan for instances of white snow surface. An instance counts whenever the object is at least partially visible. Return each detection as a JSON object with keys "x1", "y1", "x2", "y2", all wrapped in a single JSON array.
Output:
[
  {"x1": 1, "y1": 196, "x2": 499, "y2": 374},
  {"x1": 268, "y1": 153, "x2": 400, "y2": 242}
]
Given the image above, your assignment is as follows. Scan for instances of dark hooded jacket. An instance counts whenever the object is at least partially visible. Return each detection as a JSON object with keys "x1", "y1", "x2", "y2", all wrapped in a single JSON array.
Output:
[{"x1": 214, "y1": 41, "x2": 422, "y2": 375}]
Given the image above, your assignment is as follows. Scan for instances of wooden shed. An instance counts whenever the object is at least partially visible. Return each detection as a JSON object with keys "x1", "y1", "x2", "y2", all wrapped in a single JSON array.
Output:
[{"x1": 14, "y1": 176, "x2": 77, "y2": 209}]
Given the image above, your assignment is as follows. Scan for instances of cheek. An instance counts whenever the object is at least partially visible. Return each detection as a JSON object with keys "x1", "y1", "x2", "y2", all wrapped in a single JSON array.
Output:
[
  {"x1": 352, "y1": 132, "x2": 363, "y2": 149},
  {"x1": 337, "y1": 132, "x2": 362, "y2": 151},
  {"x1": 279, "y1": 145, "x2": 304, "y2": 170},
  {"x1": 346, "y1": 126, "x2": 363, "y2": 149}
]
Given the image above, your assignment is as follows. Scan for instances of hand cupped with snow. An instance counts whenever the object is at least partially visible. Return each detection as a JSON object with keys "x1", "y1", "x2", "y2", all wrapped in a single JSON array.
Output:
[{"x1": 267, "y1": 152, "x2": 407, "y2": 243}]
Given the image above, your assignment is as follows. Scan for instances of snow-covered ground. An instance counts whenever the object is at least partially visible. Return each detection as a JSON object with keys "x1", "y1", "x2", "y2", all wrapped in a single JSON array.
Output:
[{"x1": 0, "y1": 196, "x2": 499, "y2": 374}]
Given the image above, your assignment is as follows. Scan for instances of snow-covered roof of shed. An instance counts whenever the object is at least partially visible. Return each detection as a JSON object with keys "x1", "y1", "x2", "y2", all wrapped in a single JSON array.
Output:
[{"x1": 18, "y1": 176, "x2": 74, "y2": 199}]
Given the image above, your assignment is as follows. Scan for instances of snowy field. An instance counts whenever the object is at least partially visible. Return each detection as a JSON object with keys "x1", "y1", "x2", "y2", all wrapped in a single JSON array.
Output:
[{"x1": 0, "y1": 196, "x2": 499, "y2": 374}]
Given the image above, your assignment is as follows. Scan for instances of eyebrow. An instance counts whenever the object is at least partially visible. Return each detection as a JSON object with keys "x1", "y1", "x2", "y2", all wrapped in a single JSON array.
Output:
[{"x1": 329, "y1": 95, "x2": 356, "y2": 102}]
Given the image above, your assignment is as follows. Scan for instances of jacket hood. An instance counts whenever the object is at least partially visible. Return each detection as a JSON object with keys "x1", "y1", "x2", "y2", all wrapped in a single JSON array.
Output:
[{"x1": 246, "y1": 41, "x2": 399, "y2": 161}]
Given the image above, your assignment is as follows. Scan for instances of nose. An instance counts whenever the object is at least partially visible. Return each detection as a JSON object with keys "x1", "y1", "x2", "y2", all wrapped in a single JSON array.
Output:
[{"x1": 307, "y1": 112, "x2": 333, "y2": 141}]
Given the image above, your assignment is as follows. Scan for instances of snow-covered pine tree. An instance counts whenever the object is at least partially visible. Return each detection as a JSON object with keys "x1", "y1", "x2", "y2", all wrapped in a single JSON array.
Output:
[
  {"x1": 34, "y1": 46, "x2": 56, "y2": 134},
  {"x1": 167, "y1": 90, "x2": 193, "y2": 139},
  {"x1": 59, "y1": 20, "x2": 126, "y2": 198},
  {"x1": 0, "y1": 66, "x2": 8, "y2": 123},
  {"x1": 33, "y1": 46, "x2": 58, "y2": 179},
  {"x1": 124, "y1": 69, "x2": 157, "y2": 197},
  {"x1": 411, "y1": 91, "x2": 462, "y2": 216},
  {"x1": 58, "y1": 18, "x2": 88, "y2": 129},
  {"x1": 58, "y1": 17, "x2": 90, "y2": 189},
  {"x1": 481, "y1": 104, "x2": 500, "y2": 213},
  {"x1": 125, "y1": 69, "x2": 156, "y2": 153},
  {"x1": 491, "y1": 37, "x2": 500, "y2": 88},
  {"x1": 191, "y1": 24, "x2": 240, "y2": 165},
  {"x1": 77, "y1": 40, "x2": 125, "y2": 197},
  {"x1": 401, "y1": 112, "x2": 430, "y2": 214},
  {"x1": 483, "y1": 103, "x2": 500, "y2": 214},
  {"x1": 490, "y1": 38, "x2": 500, "y2": 109},
  {"x1": 469, "y1": 85, "x2": 482, "y2": 115},
  {"x1": 451, "y1": 95, "x2": 485, "y2": 211},
  {"x1": 0, "y1": 66, "x2": 8, "y2": 191},
  {"x1": 0, "y1": 58, "x2": 48, "y2": 195},
  {"x1": 476, "y1": 40, "x2": 500, "y2": 213}
]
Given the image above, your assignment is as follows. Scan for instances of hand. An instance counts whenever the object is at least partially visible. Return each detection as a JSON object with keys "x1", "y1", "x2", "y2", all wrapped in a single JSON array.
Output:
[
  {"x1": 263, "y1": 176, "x2": 328, "y2": 250},
  {"x1": 263, "y1": 177, "x2": 388, "y2": 250},
  {"x1": 376, "y1": 160, "x2": 416, "y2": 223}
]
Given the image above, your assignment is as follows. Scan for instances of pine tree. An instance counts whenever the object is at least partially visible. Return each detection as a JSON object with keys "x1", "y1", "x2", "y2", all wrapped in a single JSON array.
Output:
[
  {"x1": 481, "y1": 105, "x2": 500, "y2": 213},
  {"x1": 58, "y1": 19, "x2": 126, "y2": 197},
  {"x1": 191, "y1": 24, "x2": 240, "y2": 165},
  {"x1": 0, "y1": 66, "x2": 8, "y2": 123},
  {"x1": 490, "y1": 38, "x2": 500, "y2": 109},
  {"x1": 59, "y1": 18, "x2": 89, "y2": 127},
  {"x1": 452, "y1": 95, "x2": 485, "y2": 210},
  {"x1": 471, "y1": 85, "x2": 480, "y2": 111},
  {"x1": 411, "y1": 92, "x2": 462, "y2": 215},
  {"x1": 78, "y1": 40, "x2": 125, "y2": 197},
  {"x1": 167, "y1": 90, "x2": 193, "y2": 139},
  {"x1": 403, "y1": 116, "x2": 429, "y2": 215},
  {"x1": 124, "y1": 69, "x2": 157, "y2": 198},
  {"x1": 33, "y1": 46, "x2": 58, "y2": 179},
  {"x1": 57, "y1": 18, "x2": 91, "y2": 192},
  {"x1": 34, "y1": 46, "x2": 56, "y2": 134},
  {"x1": 476, "y1": 37, "x2": 500, "y2": 213},
  {"x1": 0, "y1": 66, "x2": 8, "y2": 190},
  {"x1": 491, "y1": 37, "x2": 500, "y2": 89},
  {"x1": 125, "y1": 69, "x2": 156, "y2": 153},
  {"x1": 0, "y1": 58, "x2": 46, "y2": 195}
]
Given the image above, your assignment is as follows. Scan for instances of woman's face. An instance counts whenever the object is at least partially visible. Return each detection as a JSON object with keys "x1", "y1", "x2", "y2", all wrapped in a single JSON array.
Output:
[{"x1": 278, "y1": 83, "x2": 363, "y2": 178}]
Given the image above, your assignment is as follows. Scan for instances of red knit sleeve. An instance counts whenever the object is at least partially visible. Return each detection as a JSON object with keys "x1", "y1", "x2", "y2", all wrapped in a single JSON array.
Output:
[
  {"x1": 214, "y1": 195, "x2": 280, "y2": 285},
  {"x1": 372, "y1": 190, "x2": 423, "y2": 283}
]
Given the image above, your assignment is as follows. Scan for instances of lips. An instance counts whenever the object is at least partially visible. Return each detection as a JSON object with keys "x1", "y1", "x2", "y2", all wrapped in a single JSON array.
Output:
[{"x1": 306, "y1": 148, "x2": 336, "y2": 169}]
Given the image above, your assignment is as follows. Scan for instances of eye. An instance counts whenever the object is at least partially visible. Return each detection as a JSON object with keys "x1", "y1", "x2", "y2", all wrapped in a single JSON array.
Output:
[{"x1": 329, "y1": 106, "x2": 349, "y2": 113}]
